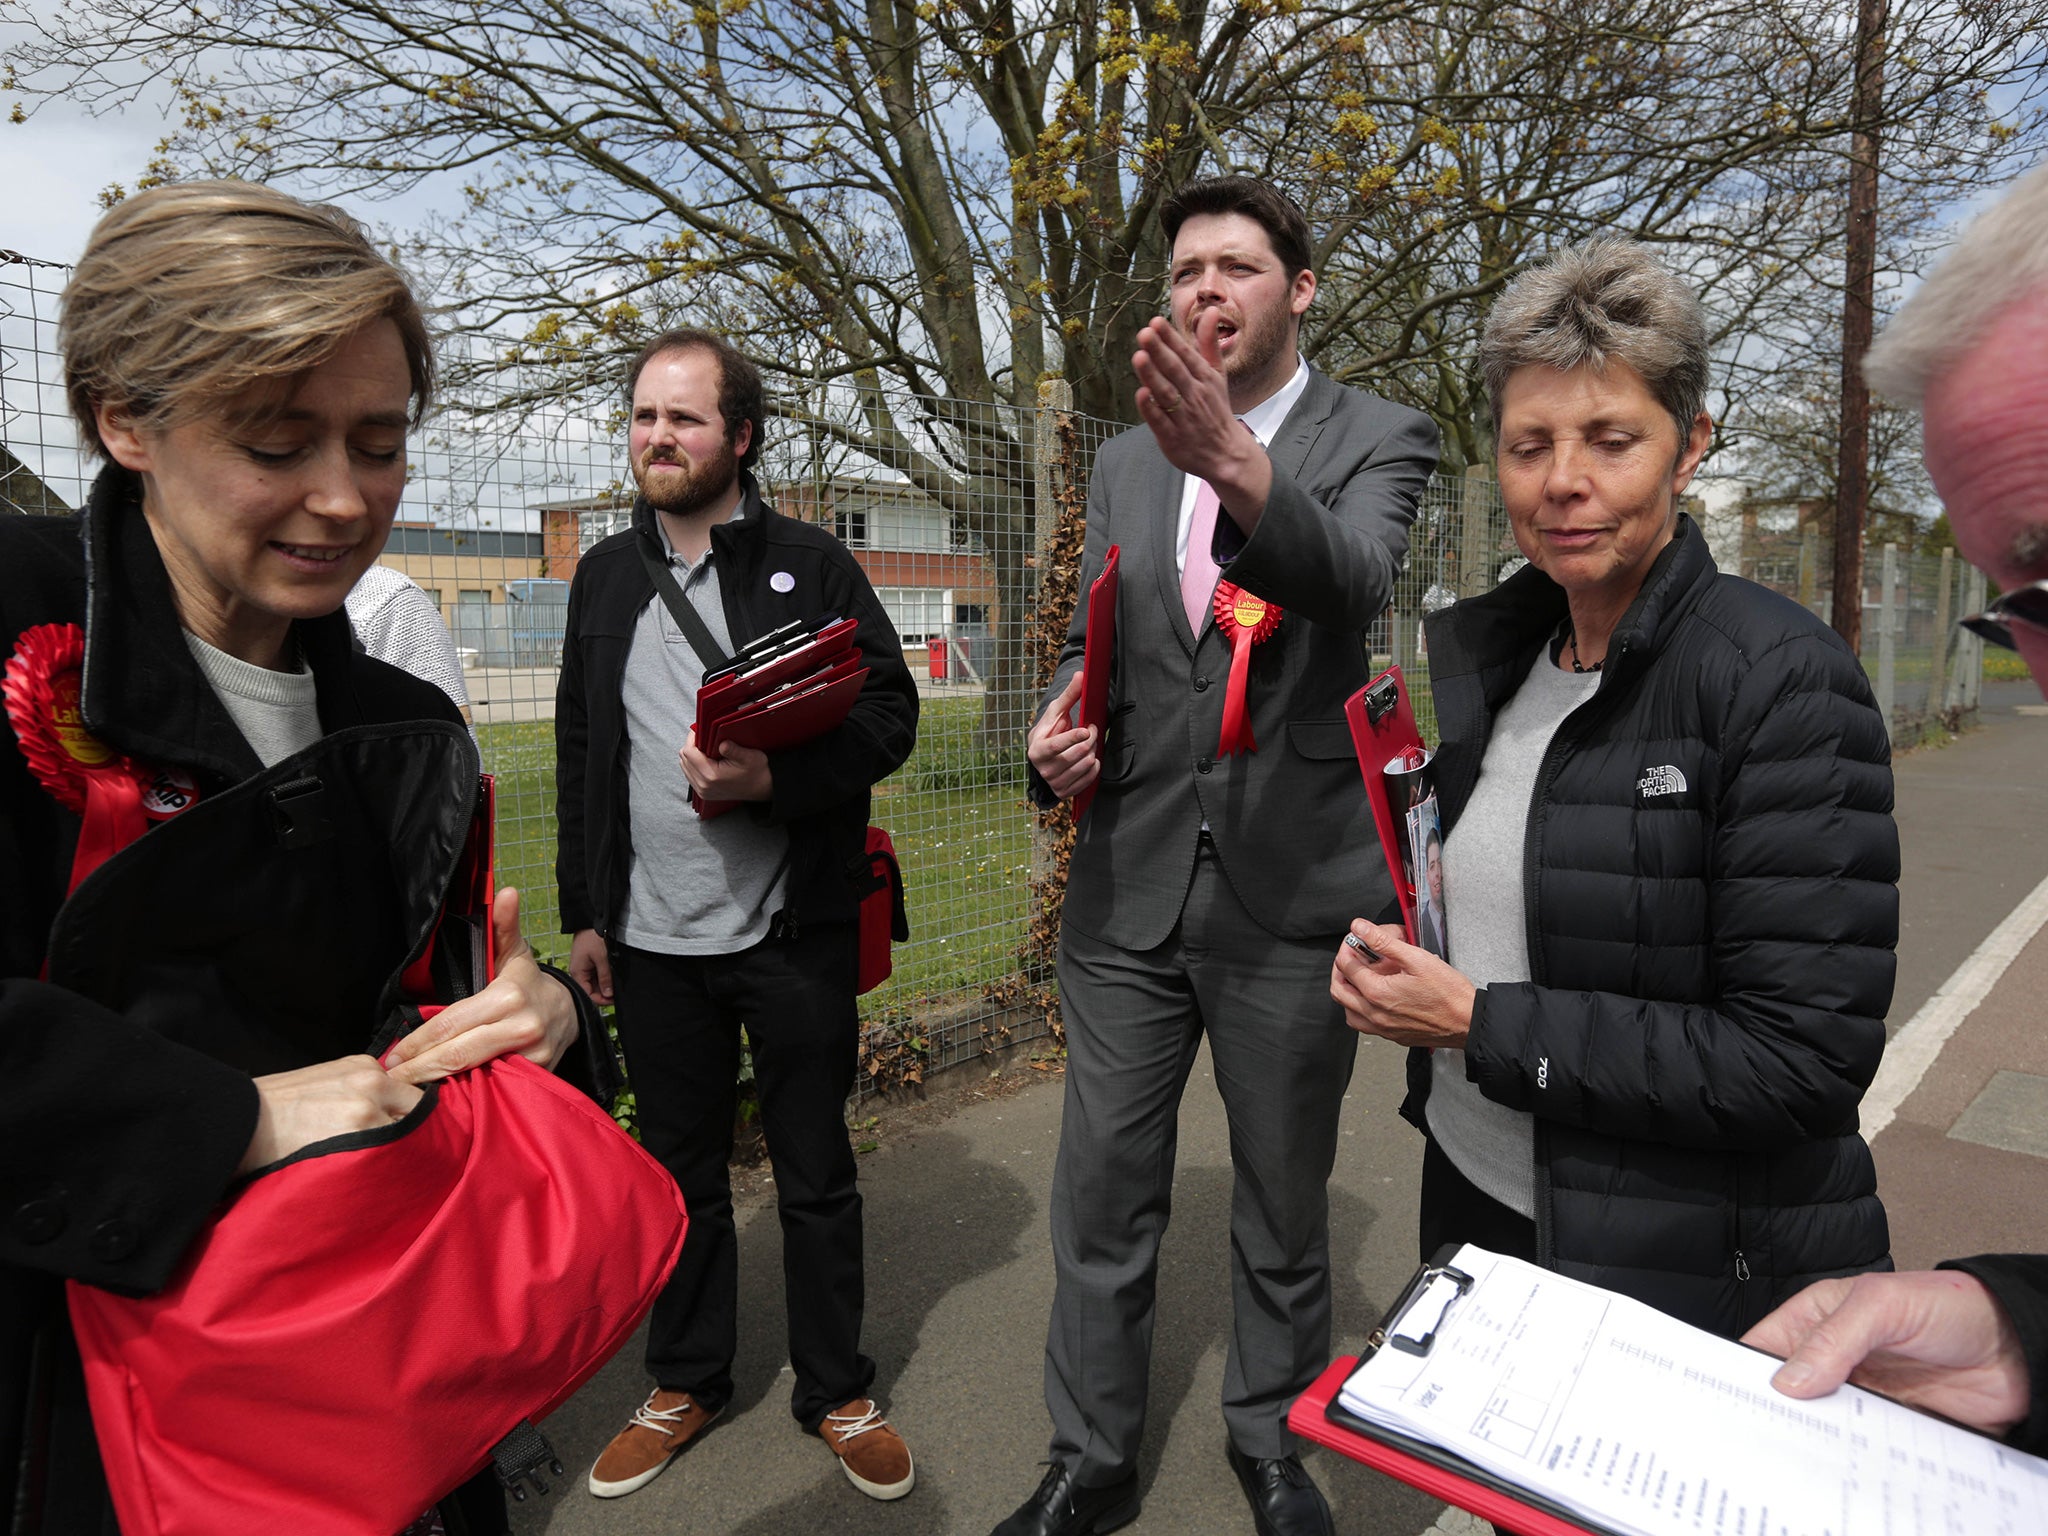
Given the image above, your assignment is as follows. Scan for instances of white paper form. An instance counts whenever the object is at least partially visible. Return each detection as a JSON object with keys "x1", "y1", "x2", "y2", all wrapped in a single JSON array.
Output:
[{"x1": 1339, "y1": 1245, "x2": 2048, "y2": 1536}]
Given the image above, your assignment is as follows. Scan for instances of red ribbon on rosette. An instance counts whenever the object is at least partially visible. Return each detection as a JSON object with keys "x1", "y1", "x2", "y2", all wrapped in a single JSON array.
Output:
[
  {"x1": 1209, "y1": 580, "x2": 1283, "y2": 757},
  {"x1": 4, "y1": 622, "x2": 200, "y2": 897}
]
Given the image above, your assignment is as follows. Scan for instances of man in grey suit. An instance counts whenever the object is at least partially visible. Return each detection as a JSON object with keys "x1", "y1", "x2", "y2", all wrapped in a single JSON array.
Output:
[{"x1": 998, "y1": 176, "x2": 1438, "y2": 1536}]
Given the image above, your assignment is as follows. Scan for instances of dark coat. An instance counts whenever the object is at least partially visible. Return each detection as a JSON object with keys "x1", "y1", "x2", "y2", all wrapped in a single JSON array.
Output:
[
  {"x1": 553, "y1": 473, "x2": 918, "y2": 941},
  {"x1": 1411, "y1": 516, "x2": 1899, "y2": 1337},
  {"x1": 1941, "y1": 1254, "x2": 2048, "y2": 1455},
  {"x1": 2, "y1": 470, "x2": 588, "y2": 1534},
  {"x1": 1030, "y1": 367, "x2": 1439, "y2": 948}
]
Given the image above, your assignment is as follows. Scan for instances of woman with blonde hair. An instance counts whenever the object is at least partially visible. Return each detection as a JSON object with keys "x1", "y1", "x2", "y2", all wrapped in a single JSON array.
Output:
[{"x1": 1, "y1": 180, "x2": 602, "y2": 1534}]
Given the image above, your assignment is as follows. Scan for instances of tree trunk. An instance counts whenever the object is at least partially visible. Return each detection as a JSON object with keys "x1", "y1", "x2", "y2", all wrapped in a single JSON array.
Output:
[{"x1": 1831, "y1": 0, "x2": 1887, "y2": 654}]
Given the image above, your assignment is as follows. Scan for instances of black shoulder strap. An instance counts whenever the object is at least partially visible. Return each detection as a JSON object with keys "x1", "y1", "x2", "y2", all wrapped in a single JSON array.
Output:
[{"x1": 636, "y1": 535, "x2": 733, "y2": 673}]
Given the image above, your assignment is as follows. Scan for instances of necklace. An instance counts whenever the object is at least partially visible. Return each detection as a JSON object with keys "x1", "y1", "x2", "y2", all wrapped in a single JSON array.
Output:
[{"x1": 1563, "y1": 620, "x2": 1603, "y2": 674}]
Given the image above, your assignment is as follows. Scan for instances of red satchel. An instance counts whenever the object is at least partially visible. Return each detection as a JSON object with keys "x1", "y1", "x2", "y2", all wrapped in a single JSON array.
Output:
[
  {"x1": 68, "y1": 1054, "x2": 684, "y2": 1536},
  {"x1": 1, "y1": 645, "x2": 686, "y2": 1535},
  {"x1": 856, "y1": 824, "x2": 908, "y2": 995}
]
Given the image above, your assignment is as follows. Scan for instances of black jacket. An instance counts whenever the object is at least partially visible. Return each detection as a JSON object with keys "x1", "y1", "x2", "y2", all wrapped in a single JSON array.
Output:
[
  {"x1": 3, "y1": 470, "x2": 597, "y2": 1533},
  {"x1": 1411, "y1": 516, "x2": 1899, "y2": 1336},
  {"x1": 554, "y1": 475, "x2": 917, "y2": 941},
  {"x1": 1942, "y1": 1253, "x2": 2048, "y2": 1455}
]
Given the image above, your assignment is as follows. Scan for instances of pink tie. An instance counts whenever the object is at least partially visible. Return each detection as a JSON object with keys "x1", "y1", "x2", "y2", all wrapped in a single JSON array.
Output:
[{"x1": 1181, "y1": 479, "x2": 1221, "y2": 636}]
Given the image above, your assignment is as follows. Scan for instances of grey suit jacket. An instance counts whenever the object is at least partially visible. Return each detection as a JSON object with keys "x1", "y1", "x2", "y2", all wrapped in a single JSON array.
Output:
[{"x1": 1034, "y1": 367, "x2": 1439, "y2": 951}]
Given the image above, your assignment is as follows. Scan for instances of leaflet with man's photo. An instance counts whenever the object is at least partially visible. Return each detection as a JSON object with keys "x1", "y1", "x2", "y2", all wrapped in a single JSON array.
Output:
[{"x1": 1383, "y1": 748, "x2": 1447, "y2": 958}]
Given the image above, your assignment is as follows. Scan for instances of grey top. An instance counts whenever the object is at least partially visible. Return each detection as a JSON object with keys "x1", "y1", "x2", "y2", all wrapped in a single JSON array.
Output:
[
  {"x1": 1427, "y1": 644, "x2": 1600, "y2": 1217},
  {"x1": 183, "y1": 632, "x2": 322, "y2": 768},
  {"x1": 346, "y1": 564, "x2": 473, "y2": 719},
  {"x1": 615, "y1": 513, "x2": 790, "y2": 956}
]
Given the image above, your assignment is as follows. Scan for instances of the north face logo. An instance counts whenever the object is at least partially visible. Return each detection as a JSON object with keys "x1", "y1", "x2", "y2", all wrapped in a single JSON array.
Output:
[{"x1": 1638, "y1": 765, "x2": 1688, "y2": 798}]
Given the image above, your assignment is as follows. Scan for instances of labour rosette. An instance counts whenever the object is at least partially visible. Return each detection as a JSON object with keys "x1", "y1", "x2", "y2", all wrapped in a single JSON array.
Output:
[
  {"x1": 4, "y1": 622, "x2": 199, "y2": 893},
  {"x1": 1209, "y1": 581, "x2": 1282, "y2": 757}
]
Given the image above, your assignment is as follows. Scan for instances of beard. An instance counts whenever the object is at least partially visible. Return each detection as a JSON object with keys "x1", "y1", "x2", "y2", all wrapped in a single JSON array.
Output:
[
  {"x1": 633, "y1": 434, "x2": 740, "y2": 517},
  {"x1": 1179, "y1": 296, "x2": 1293, "y2": 385}
]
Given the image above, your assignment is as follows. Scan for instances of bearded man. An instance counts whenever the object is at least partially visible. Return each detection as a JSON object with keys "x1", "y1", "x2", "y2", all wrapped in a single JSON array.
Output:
[
  {"x1": 554, "y1": 328, "x2": 919, "y2": 1506},
  {"x1": 1002, "y1": 176, "x2": 1438, "y2": 1536}
]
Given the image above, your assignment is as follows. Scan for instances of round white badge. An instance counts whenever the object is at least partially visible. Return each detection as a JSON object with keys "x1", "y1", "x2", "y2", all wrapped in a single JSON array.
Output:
[{"x1": 770, "y1": 570, "x2": 796, "y2": 593}]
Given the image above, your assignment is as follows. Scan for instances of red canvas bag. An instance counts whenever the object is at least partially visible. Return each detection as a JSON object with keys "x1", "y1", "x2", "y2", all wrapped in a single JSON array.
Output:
[
  {"x1": 68, "y1": 1053, "x2": 685, "y2": 1536},
  {"x1": 856, "y1": 824, "x2": 908, "y2": 994},
  {"x1": 0, "y1": 671, "x2": 685, "y2": 1535}
]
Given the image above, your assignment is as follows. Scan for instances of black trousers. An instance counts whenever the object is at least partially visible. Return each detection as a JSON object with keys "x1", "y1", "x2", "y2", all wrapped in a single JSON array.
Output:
[
  {"x1": 610, "y1": 925, "x2": 875, "y2": 1430},
  {"x1": 1417, "y1": 1132, "x2": 1539, "y2": 1266}
]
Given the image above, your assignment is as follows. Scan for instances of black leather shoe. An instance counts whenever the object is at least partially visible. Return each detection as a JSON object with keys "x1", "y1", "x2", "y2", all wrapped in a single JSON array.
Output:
[
  {"x1": 1226, "y1": 1444, "x2": 1334, "y2": 1536},
  {"x1": 989, "y1": 1462, "x2": 1141, "y2": 1536}
]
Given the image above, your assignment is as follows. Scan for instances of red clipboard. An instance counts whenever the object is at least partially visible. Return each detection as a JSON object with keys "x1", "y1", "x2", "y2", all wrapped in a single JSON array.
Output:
[
  {"x1": 691, "y1": 616, "x2": 865, "y2": 820},
  {"x1": 1290, "y1": 1354, "x2": 1616, "y2": 1536},
  {"x1": 692, "y1": 666, "x2": 866, "y2": 820},
  {"x1": 696, "y1": 615, "x2": 860, "y2": 719},
  {"x1": 1070, "y1": 544, "x2": 1120, "y2": 824},
  {"x1": 1342, "y1": 665, "x2": 1425, "y2": 943},
  {"x1": 711, "y1": 665, "x2": 868, "y2": 754}
]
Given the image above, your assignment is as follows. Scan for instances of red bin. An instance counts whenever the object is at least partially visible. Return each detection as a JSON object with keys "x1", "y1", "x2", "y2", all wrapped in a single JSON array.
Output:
[{"x1": 927, "y1": 637, "x2": 948, "y2": 681}]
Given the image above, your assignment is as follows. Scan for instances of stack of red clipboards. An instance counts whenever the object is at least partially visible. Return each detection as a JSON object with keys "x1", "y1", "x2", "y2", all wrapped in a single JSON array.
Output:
[
  {"x1": 1342, "y1": 664, "x2": 1427, "y2": 944},
  {"x1": 693, "y1": 615, "x2": 865, "y2": 819}
]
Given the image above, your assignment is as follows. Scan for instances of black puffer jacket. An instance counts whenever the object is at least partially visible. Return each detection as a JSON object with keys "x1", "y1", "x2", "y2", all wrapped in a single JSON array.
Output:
[{"x1": 1409, "y1": 516, "x2": 1899, "y2": 1336}]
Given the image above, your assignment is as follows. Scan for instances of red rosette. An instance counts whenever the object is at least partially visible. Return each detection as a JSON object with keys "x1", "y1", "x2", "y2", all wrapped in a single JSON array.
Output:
[
  {"x1": 1210, "y1": 581, "x2": 1284, "y2": 757},
  {"x1": 5, "y1": 622, "x2": 109, "y2": 813},
  {"x1": 4, "y1": 621, "x2": 192, "y2": 895}
]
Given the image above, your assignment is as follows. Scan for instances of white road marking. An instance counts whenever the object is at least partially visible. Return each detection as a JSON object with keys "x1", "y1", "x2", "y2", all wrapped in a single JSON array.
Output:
[{"x1": 1862, "y1": 870, "x2": 2048, "y2": 1140}]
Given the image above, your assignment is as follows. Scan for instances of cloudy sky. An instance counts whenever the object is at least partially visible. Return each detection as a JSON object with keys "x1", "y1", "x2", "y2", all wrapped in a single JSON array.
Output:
[{"x1": 2, "y1": 95, "x2": 162, "y2": 266}]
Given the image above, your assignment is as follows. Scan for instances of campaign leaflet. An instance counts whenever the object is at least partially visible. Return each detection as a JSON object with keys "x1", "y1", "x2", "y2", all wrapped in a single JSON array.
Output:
[{"x1": 1384, "y1": 747, "x2": 1446, "y2": 960}]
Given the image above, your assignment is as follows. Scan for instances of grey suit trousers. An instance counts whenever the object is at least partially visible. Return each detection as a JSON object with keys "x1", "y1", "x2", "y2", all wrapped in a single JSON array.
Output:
[{"x1": 1045, "y1": 835, "x2": 1359, "y2": 1481}]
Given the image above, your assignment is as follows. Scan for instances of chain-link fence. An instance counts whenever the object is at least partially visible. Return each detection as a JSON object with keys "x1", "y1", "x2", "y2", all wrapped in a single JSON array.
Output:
[{"x1": 1, "y1": 249, "x2": 1992, "y2": 1090}]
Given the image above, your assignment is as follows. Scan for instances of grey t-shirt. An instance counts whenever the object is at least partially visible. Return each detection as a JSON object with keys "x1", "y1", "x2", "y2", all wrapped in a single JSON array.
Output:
[
  {"x1": 615, "y1": 515, "x2": 791, "y2": 956},
  {"x1": 184, "y1": 632, "x2": 322, "y2": 768},
  {"x1": 1427, "y1": 645, "x2": 1601, "y2": 1217}
]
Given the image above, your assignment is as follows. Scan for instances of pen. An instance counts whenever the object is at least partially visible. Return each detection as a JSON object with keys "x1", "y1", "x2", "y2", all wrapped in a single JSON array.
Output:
[{"x1": 1343, "y1": 932, "x2": 1383, "y2": 964}]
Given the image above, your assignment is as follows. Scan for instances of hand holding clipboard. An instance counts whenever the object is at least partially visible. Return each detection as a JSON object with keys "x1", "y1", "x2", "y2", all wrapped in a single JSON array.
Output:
[
  {"x1": 1069, "y1": 545, "x2": 1119, "y2": 823},
  {"x1": 1335, "y1": 666, "x2": 1474, "y2": 1051},
  {"x1": 1028, "y1": 546, "x2": 1120, "y2": 819},
  {"x1": 1294, "y1": 1244, "x2": 2048, "y2": 1536}
]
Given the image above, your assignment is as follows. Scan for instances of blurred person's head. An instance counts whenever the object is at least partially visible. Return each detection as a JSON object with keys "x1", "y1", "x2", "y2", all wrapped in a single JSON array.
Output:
[
  {"x1": 623, "y1": 329, "x2": 764, "y2": 520},
  {"x1": 1866, "y1": 159, "x2": 2048, "y2": 697},
  {"x1": 1480, "y1": 238, "x2": 1714, "y2": 627},
  {"x1": 1161, "y1": 176, "x2": 1316, "y2": 408},
  {"x1": 62, "y1": 181, "x2": 433, "y2": 668}
]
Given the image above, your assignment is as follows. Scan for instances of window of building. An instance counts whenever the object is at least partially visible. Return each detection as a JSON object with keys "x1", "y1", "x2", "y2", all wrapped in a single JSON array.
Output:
[
  {"x1": 870, "y1": 504, "x2": 949, "y2": 553},
  {"x1": 873, "y1": 586, "x2": 949, "y2": 643}
]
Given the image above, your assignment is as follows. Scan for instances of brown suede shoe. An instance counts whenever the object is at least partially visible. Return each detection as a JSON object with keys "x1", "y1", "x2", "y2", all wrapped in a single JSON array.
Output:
[
  {"x1": 819, "y1": 1397, "x2": 915, "y2": 1500},
  {"x1": 586, "y1": 1389, "x2": 720, "y2": 1498}
]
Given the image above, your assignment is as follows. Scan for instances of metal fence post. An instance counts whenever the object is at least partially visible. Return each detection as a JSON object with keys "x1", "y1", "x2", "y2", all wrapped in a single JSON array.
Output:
[
  {"x1": 1929, "y1": 547, "x2": 1953, "y2": 717},
  {"x1": 1877, "y1": 543, "x2": 1898, "y2": 741},
  {"x1": 1963, "y1": 566, "x2": 1988, "y2": 712},
  {"x1": 1034, "y1": 377, "x2": 1073, "y2": 600}
]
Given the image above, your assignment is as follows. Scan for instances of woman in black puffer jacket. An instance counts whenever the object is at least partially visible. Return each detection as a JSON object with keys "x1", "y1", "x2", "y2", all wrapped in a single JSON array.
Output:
[{"x1": 1332, "y1": 236, "x2": 1897, "y2": 1338}]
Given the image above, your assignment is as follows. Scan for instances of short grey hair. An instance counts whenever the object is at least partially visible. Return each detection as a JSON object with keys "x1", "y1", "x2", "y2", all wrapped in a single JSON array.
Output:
[
  {"x1": 1479, "y1": 236, "x2": 1710, "y2": 446},
  {"x1": 1865, "y1": 158, "x2": 2048, "y2": 410}
]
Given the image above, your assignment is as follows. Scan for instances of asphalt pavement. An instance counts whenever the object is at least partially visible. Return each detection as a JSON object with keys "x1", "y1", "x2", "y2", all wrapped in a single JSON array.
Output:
[{"x1": 511, "y1": 682, "x2": 2048, "y2": 1536}]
